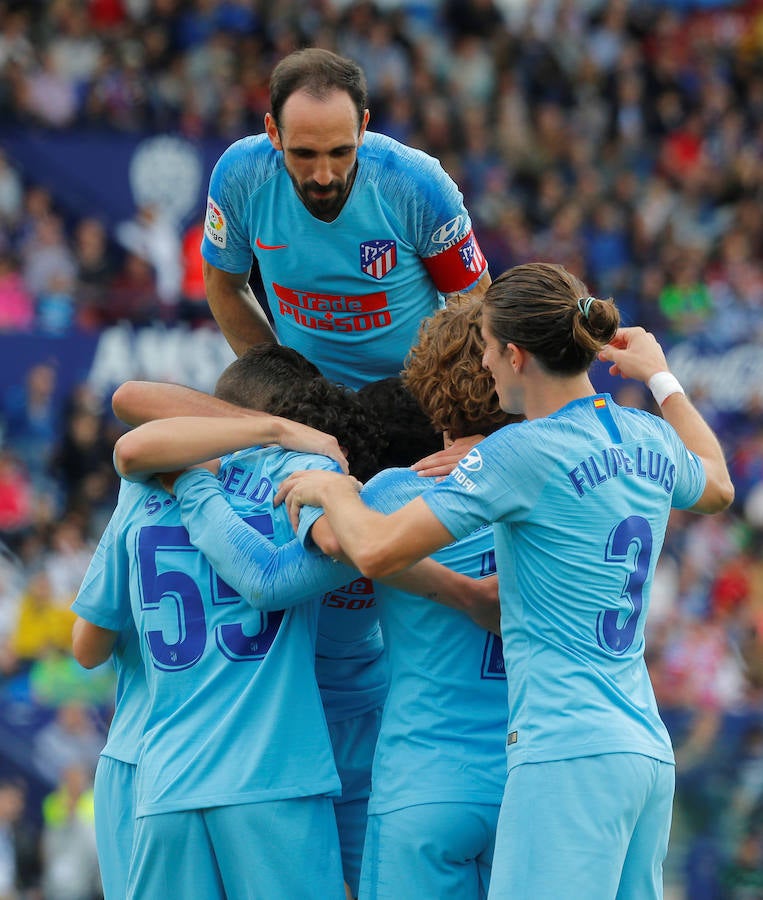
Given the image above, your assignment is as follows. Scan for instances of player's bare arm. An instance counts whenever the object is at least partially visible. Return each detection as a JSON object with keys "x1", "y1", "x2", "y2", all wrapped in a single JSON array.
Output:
[
  {"x1": 277, "y1": 469, "x2": 451, "y2": 579},
  {"x1": 112, "y1": 380, "x2": 258, "y2": 427},
  {"x1": 386, "y1": 568, "x2": 500, "y2": 635},
  {"x1": 114, "y1": 415, "x2": 349, "y2": 481},
  {"x1": 71, "y1": 618, "x2": 118, "y2": 669},
  {"x1": 599, "y1": 326, "x2": 734, "y2": 513},
  {"x1": 203, "y1": 260, "x2": 276, "y2": 356},
  {"x1": 309, "y1": 508, "x2": 499, "y2": 634},
  {"x1": 112, "y1": 381, "x2": 347, "y2": 474}
]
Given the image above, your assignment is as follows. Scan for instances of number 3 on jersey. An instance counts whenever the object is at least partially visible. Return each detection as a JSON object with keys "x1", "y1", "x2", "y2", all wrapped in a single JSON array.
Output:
[
  {"x1": 137, "y1": 522, "x2": 283, "y2": 671},
  {"x1": 597, "y1": 515, "x2": 653, "y2": 655}
]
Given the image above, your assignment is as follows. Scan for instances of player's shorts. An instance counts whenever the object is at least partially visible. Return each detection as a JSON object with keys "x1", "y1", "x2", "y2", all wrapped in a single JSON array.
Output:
[
  {"x1": 94, "y1": 755, "x2": 136, "y2": 900},
  {"x1": 359, "y1": 801, "x2": 500, "y2": 899},
  {"x1": 330, "y1": 705, "x2": 383, "y2": 897},
  {"x1": 488, "y1": 753, "x2": 675, "y2": 900},
  {"x1": 127, "y1": 795, "x2": 345, "y2": 900}
]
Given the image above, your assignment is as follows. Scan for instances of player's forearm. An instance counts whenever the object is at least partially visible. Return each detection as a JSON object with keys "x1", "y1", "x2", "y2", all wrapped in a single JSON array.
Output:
[
  {"x1": 659, "y1": 394, "x2": 734, "y2": 513},
  {"x1": 113, "y1": 416, "x2": 285, "y2": 479},
  {"x1": 203, "y1": 261, "x2": 276, "y2": 355},
  {"x1": 386, "y1": 561, "x2": 500, "y2": 634},
  {"x1": 71, "y1": 618, "x2": 118, "y2": 669},
  {"x1": 314, "y1": 488, "x2": 445, "y2": 580},
  {"x1": 112, "y1": 380, "x2": 258, "y2": 427}
]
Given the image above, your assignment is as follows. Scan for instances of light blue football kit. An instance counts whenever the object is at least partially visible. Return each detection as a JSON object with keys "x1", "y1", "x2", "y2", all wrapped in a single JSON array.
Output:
[
  {"x1": 91, "y1": 447, "x2": 350, "y2": 900},
  {"x1": 316, "y1": 590, "x2": 388, "y2": 897},
  {"x1": 175, "y1": 469, "x2": 387, "y2": 898},
  {"x1": 358, "y1": 468, "x2": 507, "y2": 899},
  {"x1": 71, "y1": 485, "x2": 149, "y2": 900},
  {"x1": 201, "y1": 131, "x2": 487, "y2": 388},
  {"x1": 422, "y1": 395, "x2": 707, "y2": 900}
]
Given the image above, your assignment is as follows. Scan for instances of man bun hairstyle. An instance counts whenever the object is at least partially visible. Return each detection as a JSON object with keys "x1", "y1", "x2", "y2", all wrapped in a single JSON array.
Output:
[{"x1": 484, "y1": 263, "x2": 620, "y2": 375}]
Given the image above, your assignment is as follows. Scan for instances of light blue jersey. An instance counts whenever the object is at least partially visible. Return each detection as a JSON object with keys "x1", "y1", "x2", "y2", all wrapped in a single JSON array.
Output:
[
  {"x1": 361, "y1": 468, "x2": 507, "y2": 814},
  {"x1": 175, "y1": 471, "x2": 387, "y2": 721},
  {"x1": 174, "y1": 469, "x2": 385, "y2": 897},
  {"x1": 71, "y1": 485, "x2": 149, "y2": 900},
  {"x1": 103, "y1": 445, "x2": 343, "y2": 819},
  {"x1": 202, "y1": 131, "x2": 487, "y2": 388},
  {"x1": 422, "y1": 395, "x2": 706, "y2": 772},
  {"x1": 316, "y1": 587, "x2": 387, "y2": 724},
  {"x1": 71, "y1": 488, "x2": 148, "y2": 765}
]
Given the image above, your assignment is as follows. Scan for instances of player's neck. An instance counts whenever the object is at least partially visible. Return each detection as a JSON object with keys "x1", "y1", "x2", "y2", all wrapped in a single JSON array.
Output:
[{"x1": 524, "y1": 373, "x2": 595, "y2": 420}]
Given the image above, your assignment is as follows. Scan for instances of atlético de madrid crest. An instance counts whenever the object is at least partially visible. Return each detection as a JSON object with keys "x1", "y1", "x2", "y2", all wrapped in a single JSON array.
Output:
[{"x1": 360, "y1": 240, "x2": 397, "y2": 280}]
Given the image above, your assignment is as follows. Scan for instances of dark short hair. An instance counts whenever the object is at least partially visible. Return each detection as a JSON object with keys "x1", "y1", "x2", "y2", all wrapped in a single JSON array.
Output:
[
  {"x1": 215, "y1": 344, "x2": 381, "y2": 481},
  {"x1": 214, "y1": 343, "x2": 321, "y2": 411},
  {"x1": 483, "y1": 263, "x2": 620, "y2": 375},
  {"x1": 270, "y1": 48, "x2": 368, "y2": 130},
  {"x1": 358, "y1": 377, "x2": 442, "y2": 469}
]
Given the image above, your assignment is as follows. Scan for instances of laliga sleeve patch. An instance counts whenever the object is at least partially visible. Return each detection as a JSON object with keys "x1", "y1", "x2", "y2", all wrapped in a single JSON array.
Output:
[
  {"x1": 422, "y1": 230, "x2": 487, "y2": 293},
  {"x1": 204, "y1": 197, "x2": 227, "y2": 249}
]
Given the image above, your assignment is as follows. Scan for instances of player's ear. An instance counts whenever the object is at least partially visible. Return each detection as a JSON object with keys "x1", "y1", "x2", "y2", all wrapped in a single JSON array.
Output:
[
  {"x1": 357, "y1": 109, "x2": 370, "y2": 146},
  {"x1": 507, "y1": 343, "x2": 526, "y2": 374},
  {"x1": 265, "y1": 113, "x2": 282, "y2": 150}
]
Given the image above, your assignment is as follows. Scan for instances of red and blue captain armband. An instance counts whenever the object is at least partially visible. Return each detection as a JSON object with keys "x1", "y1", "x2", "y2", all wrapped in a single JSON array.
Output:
[{"x1": 422, "y1": 230, "x2": 488, "y2": 293}]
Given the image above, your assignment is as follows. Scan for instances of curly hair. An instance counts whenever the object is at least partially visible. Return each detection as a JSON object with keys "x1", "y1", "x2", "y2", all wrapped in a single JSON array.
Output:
[
  {"x1": 402, "y1": 296, "x2": 512, "y2": 439},
  {"x1": 269, "y1": 379, "x2": 384, "y2": 483}
]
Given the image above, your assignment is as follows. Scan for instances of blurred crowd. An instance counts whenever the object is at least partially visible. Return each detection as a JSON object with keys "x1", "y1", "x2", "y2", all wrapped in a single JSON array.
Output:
[{"x1": 0, "y1": 0, "x2": 761, "y2": 896}]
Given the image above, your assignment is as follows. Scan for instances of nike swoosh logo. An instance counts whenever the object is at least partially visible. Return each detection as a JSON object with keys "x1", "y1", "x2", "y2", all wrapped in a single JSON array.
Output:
[{"x1": 256, "y1": 237, "x2": 288, "y2": 250}]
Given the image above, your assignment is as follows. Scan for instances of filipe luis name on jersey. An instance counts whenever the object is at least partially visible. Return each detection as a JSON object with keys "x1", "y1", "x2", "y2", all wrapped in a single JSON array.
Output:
[
  {"x1": 568, "y1": 446, "x2": 676, "y2": 497},
  {"x1": 273, "y1": 283, "x2": 392, "y2": 332}
]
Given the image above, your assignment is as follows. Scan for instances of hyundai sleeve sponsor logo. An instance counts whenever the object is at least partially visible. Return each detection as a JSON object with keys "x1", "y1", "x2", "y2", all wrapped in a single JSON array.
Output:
[
  {"x1": 459, "y1": 448, "x2": 483, "y2": 471},
  {"x1": 451, "y1": 447, "x2": 482, "y2": 493},
  {"x1": 431, "y1": 215, "x2": 464, "y2": 245}
]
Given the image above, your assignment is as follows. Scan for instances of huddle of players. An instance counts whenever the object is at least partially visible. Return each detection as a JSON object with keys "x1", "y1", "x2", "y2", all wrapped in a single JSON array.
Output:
[
  {"x1": 72, "y1": 297, "x2": 509, "y2": 900},
  {"x1": 71, "y1": 46, "x2": 734, "y2": 900}
]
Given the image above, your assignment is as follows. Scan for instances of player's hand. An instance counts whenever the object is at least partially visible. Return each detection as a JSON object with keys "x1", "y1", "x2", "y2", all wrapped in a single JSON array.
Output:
[
  {"x1": 598, "y1": 327, "x2": 669, "y2": 383},
  {"x1": 411, "y1": 435, "x2": 484, "y2": 478},
  {"x1": 158, "y1": 460, "x2": 220, "y2": 494},
  {"x1": 273, "y1": 418, "x2": 349, "y2": 474},
  {"x1": 275, "y1": 470, "x2": 361, "y2": 531}
]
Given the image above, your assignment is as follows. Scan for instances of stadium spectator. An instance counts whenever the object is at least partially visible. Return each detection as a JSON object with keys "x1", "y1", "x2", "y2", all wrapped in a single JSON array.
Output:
[
  {"x1": 32, "y1": 703, "x2": 102, "y2": 790},
  {"x1": 40, "y1": 764, "x2": 100, "y2": 900},
  {"x1": 114, "y1": 202, "x2": 183, "y2": 310},
  {"x1": 1, "y1": 362, "x2": 59, "y2": 494},
  {"x1": 10, "y1": 571, "x2": 75, "y2": 671},
  {"x1": 0, "y1": 150, "x2": 23, "y2": 234},
  {"x1": 71, "y1": 217, "x2": 119, "y2": 329},
  {"x1": 0, "y1": 777, "x2": 41, "y2": 898},
  {"x1": 0, "y1": 252, "x2": 33, "y2": 332}
]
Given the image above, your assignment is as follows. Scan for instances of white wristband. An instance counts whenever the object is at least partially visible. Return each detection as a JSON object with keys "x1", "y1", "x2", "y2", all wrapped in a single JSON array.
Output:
[{"x1": 648, "y1": 371, "x2": 685, "y2": 406}]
